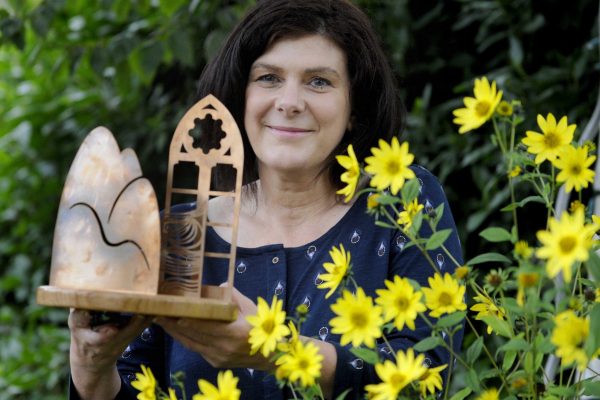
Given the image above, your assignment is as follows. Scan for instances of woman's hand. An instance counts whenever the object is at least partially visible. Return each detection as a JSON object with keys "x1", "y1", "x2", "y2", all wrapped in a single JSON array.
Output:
[
  {"x1": 155, "y1": 287, "x2": 272, "y2": 371},
  {"x1": 69, "y1": 309, "x2": 151, "y2": 399}
]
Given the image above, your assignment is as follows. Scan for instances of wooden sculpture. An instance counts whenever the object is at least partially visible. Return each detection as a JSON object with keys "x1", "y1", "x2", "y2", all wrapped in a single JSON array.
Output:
[{"x1": 36, "y1": 94, "x2": 242, "y2": 321}]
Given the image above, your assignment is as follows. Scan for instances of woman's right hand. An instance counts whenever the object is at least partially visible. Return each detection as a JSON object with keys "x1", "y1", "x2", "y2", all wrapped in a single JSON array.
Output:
[{"x1": 68, "y1": 309, "x2": 151, "y2": 400}]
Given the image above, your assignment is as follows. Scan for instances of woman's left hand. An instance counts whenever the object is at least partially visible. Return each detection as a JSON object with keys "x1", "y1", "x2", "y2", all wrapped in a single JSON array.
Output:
[{"x1": 155, "y1": 286, "x2": 271, "y2": 371}]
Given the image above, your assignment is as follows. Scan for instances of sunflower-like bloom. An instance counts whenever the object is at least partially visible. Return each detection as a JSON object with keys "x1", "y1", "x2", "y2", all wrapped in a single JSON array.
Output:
[
  {"x1": 422, "y1": 273, "x2": 467, "y2": 318},
  {"x1": 536, "y1": 208, "x2": 596, "y2": 283},
  {"x1": 364, "y1": 348, "x2": 427, "y2": 400},
  {"x1": 397, "y1": 199, "x2": 424, "y2": 230},
  {"x1": 336, "y1": 144, "x2": 360, "y2": 202},
  {"x1": 516, "y1": 271, "x2": 539, "y2": 306},
  {"x1": 364, "y1": 137, "x2": 415, "y2": 195},
  {"x1": 452, "y1": 77, "x2": 503, "y2": 134},
  {"x1": 246, "y1": 296, "x2": 290, "y2": 357},
  {"x1": 275, "y1": 337, "x2": 323, "y2": 387},
  {"x1": 317, "y1": 244, "x2": 351, "y2": 299},
  {"x1": 329, "y1": 288, "x2": 383, "y2": 348},
  {"x1": 521, "y1": 113, "x2": 575, "y2": 164},
  {"x1": 553, "y1": 144, "x2": 596, "y2": 192},
  {"x1": 476, "y1": 387, "x2": 500, "y2": 400},
  {"x1": 470, "y1": 289, "x2": 507, "y2": 335},
  {"x1": 193, "y1": 370, "x2": 241, "y2": 400},
  {"x1": 514, "y1": 240, "x2": 533, "y2": 260},
  {"x1": 551, "y1": 310, "x2": 592, "y2": 371},
  {"x1": 418, "y1": 364, "x2": 447, "y2": 397},
  {"x1": 496, "y1": 100, "x2": 513, "y2": 117},
  {"x1": 375, "y1": 276, "x2": 426, "y2": 331},
  {"x1": 131, "y1": 365, "x2": 157, "y2": 400}
]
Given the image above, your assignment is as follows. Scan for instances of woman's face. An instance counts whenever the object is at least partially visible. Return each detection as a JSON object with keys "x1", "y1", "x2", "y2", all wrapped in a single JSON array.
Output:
[{"x1": 244, "y1": 34, "x2": 351, "y2": 177}]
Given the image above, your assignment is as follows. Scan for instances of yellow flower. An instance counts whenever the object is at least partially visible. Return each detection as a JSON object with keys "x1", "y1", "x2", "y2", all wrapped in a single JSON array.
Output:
[
  {"x1": 476, "y1": 387, "x2": 500, "y2": 400},
  {"x1": 551, "y1": 310, "x2": 591, "y2": 371},
  {"x1": 470, "y1": 289, "x2": 507, "y2": 334},
  {"x1": 336, "y1": 144, "x2": 360, "y2": 203},
  {"x1": 329, "y1": 288, "x2": 383, "y2": 348},
  {"x1": 422, "y1": 273, "x2": 467, "y2": 318},
  {"x1": 397, "y1": 199, "x2": 424, "y2": 229},
  {"x1": 522, "y1": 113, "x2": 575, "y2": 164},
  {"x1": 516, "y1": 271, "x2": 539, "y2": 306},
  {"x1": 596, "y1": 288, "x2": 600, "y2": 302},
  {"x1": 193, "y1": 370, "x2": 240, "y2": 400},
  {"x1": 275, "y1": 338, "x2": 323, "y2": 387},
  {"x1": 317, "y1": 244, "x2": 351, "y2": 299},
  {"x1": 496, "y1": 100, "x2": 513, "y2": 116},
  {"x1": 508, "y1": 165, "x2": 521, "y2": 178},
  {"x1": 514, "y1": 240, "x2": 533, "y2": 259},
  {"x1": 375, "y1": 275, "x2": 426, "y2": 330},
  {"x1": 418, "y1": 364, "x2": 447, "y2": 397},
  {"x1": 454, "y1": 265, "x2": 470, "y2": 280},
  {"x1": 570, "y1": 200, "x2": 585, "y2": 214},
  {"x1": 246, "y1": 296, "x2": 290, "y2": 357},
  {"x1": 364, "y1": 137, "x2": 416, "y2": 195},
  {"x1": 536, "y1": 208, "x2": 595, "y2": 283},
  {"x1": 553, "y1": 144, "x2": 596, "y2": 192},
  {"x1": 364, "y1": 348, "x2": 427, "y2": 400},
  {"x1": 131, "y1": 365, "x2": 157, "y2": 400},
  {"x1": 367, "y1": 193, "x2": 381, "y2": 210},
  {"x1": 166, "y1": 388, "x2": 177, "y2": 400},
  {"x1": 452, "y1": 77, "x2": 503, "y2": 134}
]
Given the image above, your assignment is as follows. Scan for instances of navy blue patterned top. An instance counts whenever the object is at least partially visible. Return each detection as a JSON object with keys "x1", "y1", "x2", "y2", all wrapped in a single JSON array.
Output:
[{"x1": 70, "y1": 165, "x2": 464, "y2": 399}]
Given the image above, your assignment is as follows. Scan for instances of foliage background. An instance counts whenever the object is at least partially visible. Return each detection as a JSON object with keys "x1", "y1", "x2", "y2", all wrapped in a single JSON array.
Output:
[{"x1": 0, "y1": 0, "x2": 597, "y2": 398}]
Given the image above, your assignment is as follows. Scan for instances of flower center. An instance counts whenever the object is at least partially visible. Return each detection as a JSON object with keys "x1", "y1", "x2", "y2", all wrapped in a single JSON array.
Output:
[
  {"x1": 262, "y1": 318, "x2": 275, "y2": 334},
  {"x1": 559, "y1": 236, "x2": 576, "y2": 254},
  {"x1": 543, "y1": 132, "x2": 560, "y2": 148},
  {"x1": 475, "y1": 101, "x2": 490, "y2": 116},
  {"x1": 298, "y1": 357, "x2": 310, "y2": 370},
  {"x1": 390, "y1": 372, "x2": 407, "y2": 387},
  {"x1": 570, "y1": 164, "x2": 582, "y2": 175},
  {"x1": 438, "y1": 292, "x2": 453, "y2": 306},
  {"x1": 386, "y1": 160, "x2": 400, "y2": 175},
  {"x1": 396, "y1": 297, "x2": 409, "y2": 310},
  {"x1": 351, "y1": 311, "x2": 367, "y2": 327}
]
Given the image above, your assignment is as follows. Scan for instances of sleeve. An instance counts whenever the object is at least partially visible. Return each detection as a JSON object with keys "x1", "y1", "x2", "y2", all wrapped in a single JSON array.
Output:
[
  {"x1": 69, "y1": 325, "x2": 167, "y2": 399},
  {"x1": 331, "y1": 166, "x2": 464, "y2": 399}
]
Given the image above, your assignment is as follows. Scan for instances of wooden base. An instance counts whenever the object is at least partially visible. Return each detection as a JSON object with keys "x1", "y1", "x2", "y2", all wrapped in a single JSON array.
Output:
[{"x1": 36, "y1": 286, "x2": 237, "y2": 321}]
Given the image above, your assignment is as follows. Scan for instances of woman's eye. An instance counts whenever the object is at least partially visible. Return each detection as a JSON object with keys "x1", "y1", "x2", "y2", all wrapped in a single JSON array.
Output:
[
  {"x1": 310, "y1": 77, "x2": 331, "y2": 89},
  {"x1": 256, "y1": 74, "x2": 278, "y2": 84}
]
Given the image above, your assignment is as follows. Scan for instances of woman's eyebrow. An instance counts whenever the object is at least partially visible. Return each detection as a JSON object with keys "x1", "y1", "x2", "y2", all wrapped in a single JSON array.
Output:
[{"x1": 251, "y1": 63, "x2": 341, "y2": 78}]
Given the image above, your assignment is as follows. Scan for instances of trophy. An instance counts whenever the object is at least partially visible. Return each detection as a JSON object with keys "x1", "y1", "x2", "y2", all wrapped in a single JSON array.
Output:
[{"x1": 36, "y1": 94, "x2": 243, "y2": 321}]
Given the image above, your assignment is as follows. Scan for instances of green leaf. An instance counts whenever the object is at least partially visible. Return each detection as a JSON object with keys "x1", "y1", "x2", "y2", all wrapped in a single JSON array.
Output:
[
  {"x1": 466, "y1": 252, "x2": 512, "y2": 265},
  {"x1": 500, "y1": 195, "x2": 545, "y2": 211},
  {"x1": 374, "y1": 193, "x2": 401, "y2": 205},
  {"x1": 465, "y1": 336, "x2": 484, "y2": 364},
  {"x1": 585, "y1": 250, "x2": 600, "y2": 283},
  {"x1": 583, "y1": 380, "x2": 600, "y2": 397},
  {"x1": 498, "y1": 336, "x2": 530, "y2": 353},
  {"x1": 509, "y1": 34, "x2": 524, "y2": 67},
  {"x1": 349, "y1": 347, "x2": 380, "y2": 365},
  {"x1": 585, "y1": 303, "x2": 600, "y2": 356},
  {"x1": 502, "y1": 350, "x2": 517, "y2": 371},
  {"x1": 465, "y1": 368, "x2": 482, "y2": 392},
  {"x1": 414, "y1": 336, "x2": 442, "y2": 352},
  {"x1": 334, "y1": 388, "x2": 352, "y2": 400},
  {"x1": 480, "y1": 315, "x2": 512, "y2": 338},
  {"x1": 426, "y1": 229, "x2": 452, "y2": 250},
  {"x1": 547, "y1": 385, "x2": 576, "y2": 397},
  {"x1": 435, "y1": 311, "x2": 466, "y2": 328},
  {"x1": 449, "y1": 387, "x2": 472, "y2": 400},
  {"x1": 128, "y1": 41, "x2": 164, "y2": 85},
  {"x1": 479, "y1": 227, "x2": 512, "y2": 242},
  {"x1": 400, "y1": 178, "x2": 420, "y2": 203}
]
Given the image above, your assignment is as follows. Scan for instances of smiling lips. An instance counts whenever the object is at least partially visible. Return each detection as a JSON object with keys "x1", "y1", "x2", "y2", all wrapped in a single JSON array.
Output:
[{"x1": 267, "y1": 125, "x2": 314, "y2": 137}]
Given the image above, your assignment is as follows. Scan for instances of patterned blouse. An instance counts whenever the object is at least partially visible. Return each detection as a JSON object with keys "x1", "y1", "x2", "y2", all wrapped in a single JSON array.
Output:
[{"x1": 70, "y1": 165, "x2": 464, "y2": 399}]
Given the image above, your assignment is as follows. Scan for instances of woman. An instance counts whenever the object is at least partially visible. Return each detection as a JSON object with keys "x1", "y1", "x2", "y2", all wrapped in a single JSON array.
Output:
[{"x1": 68, "y1": 1, "x2": 463, "y2": 399}]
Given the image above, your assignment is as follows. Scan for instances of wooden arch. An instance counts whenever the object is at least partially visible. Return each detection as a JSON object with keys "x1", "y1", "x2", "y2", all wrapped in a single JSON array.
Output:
[{"x1": 160, "y1": 94, "x2": 244, "y2": 304}]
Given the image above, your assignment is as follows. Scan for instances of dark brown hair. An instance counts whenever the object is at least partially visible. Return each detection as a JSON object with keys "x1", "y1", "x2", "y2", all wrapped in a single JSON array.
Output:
[{"x1": 196, "y1": 0, "x2": 405, "y2": 190}]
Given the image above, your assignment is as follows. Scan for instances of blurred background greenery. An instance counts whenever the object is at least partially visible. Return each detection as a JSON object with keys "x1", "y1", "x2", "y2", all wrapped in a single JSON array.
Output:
[{"x1": 0, "y1": 0, "x2": 597, "y2": 397}]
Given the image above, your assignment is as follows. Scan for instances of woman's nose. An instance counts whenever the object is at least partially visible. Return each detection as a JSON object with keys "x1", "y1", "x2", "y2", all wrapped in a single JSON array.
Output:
[{"x1": 275, "y1": 82, "x2": 305, "y2": 116}]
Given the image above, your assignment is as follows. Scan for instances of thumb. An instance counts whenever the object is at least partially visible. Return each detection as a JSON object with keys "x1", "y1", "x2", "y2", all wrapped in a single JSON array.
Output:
[{"x1": 220, "y1": 282, "x2": 257, "y2": 316}]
